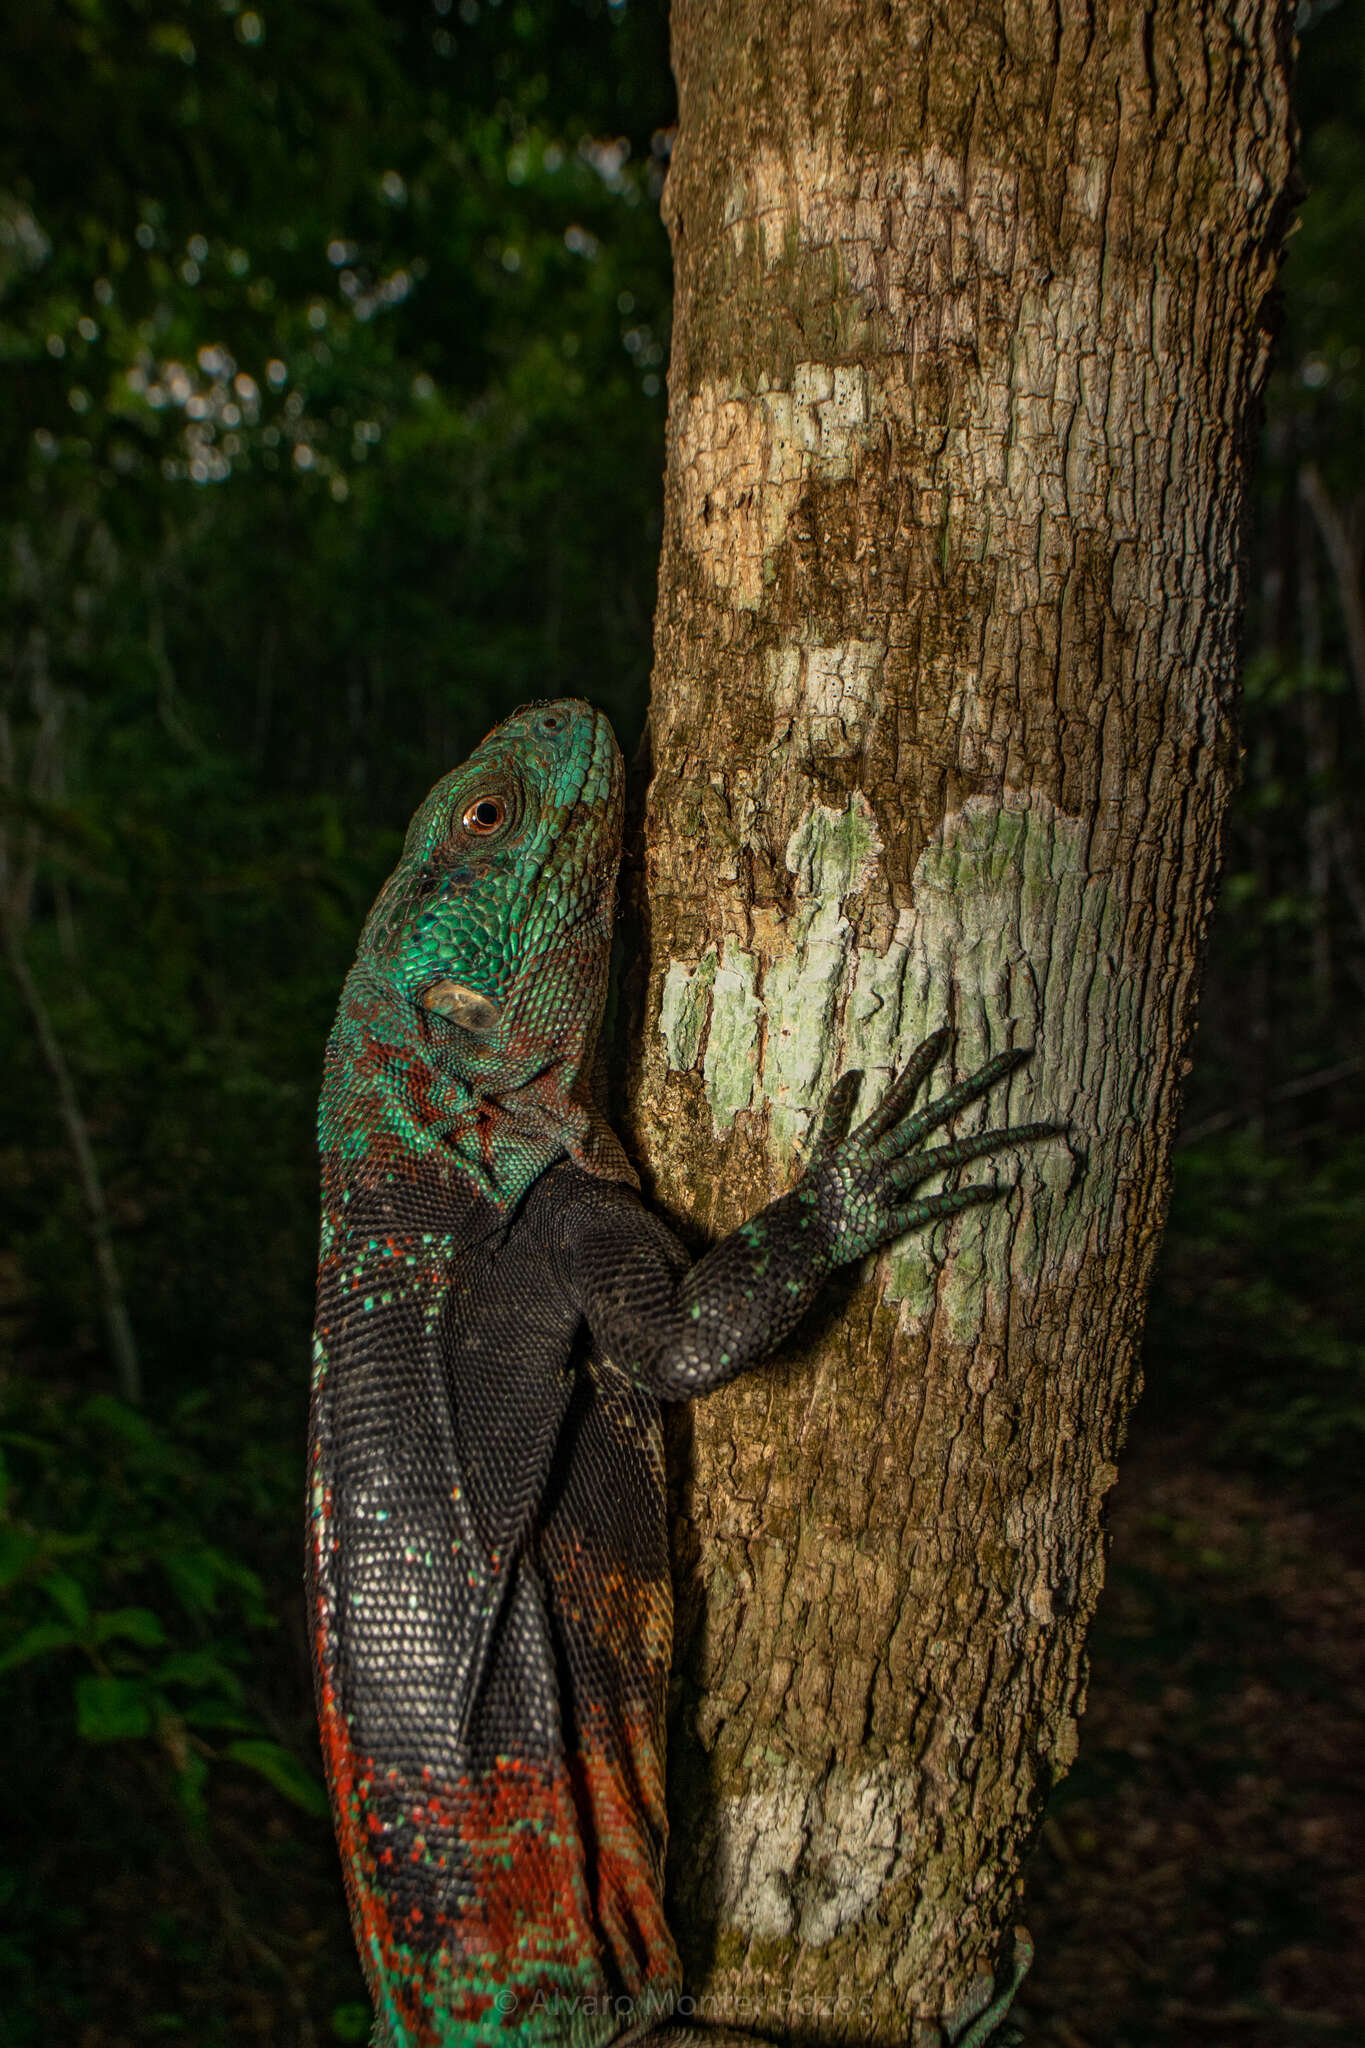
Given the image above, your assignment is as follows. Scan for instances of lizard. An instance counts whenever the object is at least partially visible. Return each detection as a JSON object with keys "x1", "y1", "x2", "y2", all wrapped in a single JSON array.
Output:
[{"x1": 308, "y1": 697, "x2": 1059, "y2": 2048}]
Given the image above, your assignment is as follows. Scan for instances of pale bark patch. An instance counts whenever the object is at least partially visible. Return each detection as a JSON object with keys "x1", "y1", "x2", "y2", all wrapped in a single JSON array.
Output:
[
  {"x1": 722, "y1": 143, "x2": 850, "y2": 271},
  {"x1": 699, "y1": 947, "x2": 762, "y2": 1133},
  {"x1": 656, "y1": 792, "x2": 1107, "y2": 1309},
  {"x1": 677, "y1": 366, "x2": 873, "y2": 607},
  {"x1": 659, "y1": 949, "x2": 718, "y2": 1075},
  {"x1": 706, "y1": 1759, "x2": 918, "y2": 1949},
  {"x1": 766, "y1": 637, "x2": 885, "y2": 758}
]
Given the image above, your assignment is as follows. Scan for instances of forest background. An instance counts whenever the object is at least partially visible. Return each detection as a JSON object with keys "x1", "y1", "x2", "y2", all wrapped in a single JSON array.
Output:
[{"x1": 1, "y1": 2, "x2": 1361, "y2": 2044}]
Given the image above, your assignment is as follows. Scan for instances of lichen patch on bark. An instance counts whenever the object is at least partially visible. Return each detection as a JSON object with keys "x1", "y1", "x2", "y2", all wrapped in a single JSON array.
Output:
[
  {"x1": 659, "y1": 947, "x2": 718, "y2": 1075},
  {"x1": 657, "y1": 792, "x2": 1096, "y2": 1313},
  {"x1": 699, "y1": 946, "x2": 763, "y2": 1134}
]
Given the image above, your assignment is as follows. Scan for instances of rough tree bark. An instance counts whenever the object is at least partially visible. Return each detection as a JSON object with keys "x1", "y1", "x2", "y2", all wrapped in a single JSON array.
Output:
[{"x1": 624, "y1": 1, "x2": 1295, "y2": 2039}]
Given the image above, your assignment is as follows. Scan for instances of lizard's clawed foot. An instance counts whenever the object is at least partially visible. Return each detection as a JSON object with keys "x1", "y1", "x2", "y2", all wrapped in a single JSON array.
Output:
[{"x1": 809, "y1": 1029, "x2": 1064, "y2": 1264}]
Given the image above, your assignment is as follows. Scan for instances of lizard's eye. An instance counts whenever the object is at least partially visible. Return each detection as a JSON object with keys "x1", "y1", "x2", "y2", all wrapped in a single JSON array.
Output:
[{"x1": 462, "y1": 795, "x2": 507, "y2": 835}]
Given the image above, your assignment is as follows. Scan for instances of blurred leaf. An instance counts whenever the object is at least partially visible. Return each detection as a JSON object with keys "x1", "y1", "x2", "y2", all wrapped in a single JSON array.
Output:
[
  {"x1": 173, "y1": 1746, "x2": 209, "y2": 1833},
  {"x1": 161, "y1": 1544, "x2": 265, "y2": 1621},
  {"x1": 80, "y1": 1396, "x2": 166, "y2": 1461},
  {"x1": 224, "y1": 1738, "x2": 329, "y2": 1817},
  {"x1": 75, "y1": 1673, "x2": 155, "y2": 1741},
  {"x1": 152, "y1": 1647, "x2": 244, "y2": 1699},
  {"x1": 42, "y1": 1571, "x2": 90, "y2": 1628},
  {"x1": 0, "y1": 1526, "x2": 41, "y2": 1589},
  {"x1": 0, "y1": 1619, "x2": 79, "y2": 1672},
  {"x1": 331, "y1": 2004, "x2": 372, "y2": 2042},
  {"x1": 93, "y1": 1606, "x2": 166, "y2": 1648}
]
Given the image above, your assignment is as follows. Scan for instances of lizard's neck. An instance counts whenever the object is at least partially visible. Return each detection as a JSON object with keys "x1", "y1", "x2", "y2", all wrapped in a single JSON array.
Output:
[{"x1": 319, "y1": 952, "x2": 633, "y2": 1218}]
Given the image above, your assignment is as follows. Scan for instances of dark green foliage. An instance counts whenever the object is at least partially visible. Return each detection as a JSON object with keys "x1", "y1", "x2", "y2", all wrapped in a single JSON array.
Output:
[
  {"x1": 1146, "y1": 0, "x2": 1365, "y2": 1491},
  {"x1": 1, "y1": 1, "x2": 674, "y2": 2036},
  {"x1": 1, "y1": 0, "x2": 672, "y2": 790},
  {"x1": 1149, "y1": 1130, "x2": 1365, "y2": 1476}
]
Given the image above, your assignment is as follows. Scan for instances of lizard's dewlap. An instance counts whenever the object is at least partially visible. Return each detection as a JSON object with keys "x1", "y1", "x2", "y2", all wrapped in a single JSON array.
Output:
[{"x1": 309, "y1": 699, "x2": 1055, "y2": 2046}]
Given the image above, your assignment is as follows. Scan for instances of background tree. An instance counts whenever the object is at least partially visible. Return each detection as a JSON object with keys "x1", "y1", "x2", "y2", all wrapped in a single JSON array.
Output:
[{"x1": 629, "y1": 0, "x2": 1294, "y2": 2034}]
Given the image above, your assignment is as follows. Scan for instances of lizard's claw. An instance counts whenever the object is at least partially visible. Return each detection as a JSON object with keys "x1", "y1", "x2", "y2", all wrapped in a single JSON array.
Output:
[
  {"x1": 886, "y1": 1121, "x2": 1067, "y2": 1195},
  {"x1": 853, "y1": 1026, "x2": 954, "y2": 1148},
  {"x1": 809, "y1": 1068, "x2": 864, "y2": 1166}
]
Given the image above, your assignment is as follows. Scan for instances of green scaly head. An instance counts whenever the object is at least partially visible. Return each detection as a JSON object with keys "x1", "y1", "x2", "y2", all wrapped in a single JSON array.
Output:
[{"x1": 319, "y1": 698, "x2": 634, "y2": 1208}]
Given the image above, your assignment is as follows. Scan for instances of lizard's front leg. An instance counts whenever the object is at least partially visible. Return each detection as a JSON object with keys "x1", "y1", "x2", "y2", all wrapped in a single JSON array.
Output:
[{"x1": 567, "y1": 1029, "x2": 1063, "y2": 1402}]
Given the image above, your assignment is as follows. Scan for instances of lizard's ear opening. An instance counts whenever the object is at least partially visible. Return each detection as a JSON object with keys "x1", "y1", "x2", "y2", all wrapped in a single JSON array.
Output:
[{"x1": 422, "y1": 980, "x2": 502, "y2": 1034}]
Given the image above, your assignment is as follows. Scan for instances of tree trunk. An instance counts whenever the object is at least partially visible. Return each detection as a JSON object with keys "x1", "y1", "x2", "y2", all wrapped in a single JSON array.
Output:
[{"x1": 627, "y1": 1, "x2": 1294, "y2": 2037}]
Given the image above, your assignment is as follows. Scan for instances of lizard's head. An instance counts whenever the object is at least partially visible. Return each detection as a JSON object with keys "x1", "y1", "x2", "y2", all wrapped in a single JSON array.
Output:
[
  {"x1": 365, "y1": 695, "x2": 622, "y2": 1062},
  {"x1": 324, "y1": 699, "x2": 632, "y2": 1190}
]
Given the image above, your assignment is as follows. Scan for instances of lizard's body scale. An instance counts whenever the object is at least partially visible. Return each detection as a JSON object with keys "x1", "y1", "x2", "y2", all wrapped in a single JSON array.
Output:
[
  {"x1": 311, "y1": 701, "x2": 1050, "y2": 2046},
  {"x1": 312, "y1": 1174, "x2": 682, "y2": 2044}
]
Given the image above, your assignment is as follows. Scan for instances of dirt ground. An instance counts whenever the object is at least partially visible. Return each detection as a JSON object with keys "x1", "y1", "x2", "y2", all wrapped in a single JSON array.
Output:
[{"x1": 1018, "y1": 1416, "x2": 1365, "y2": 2048}]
